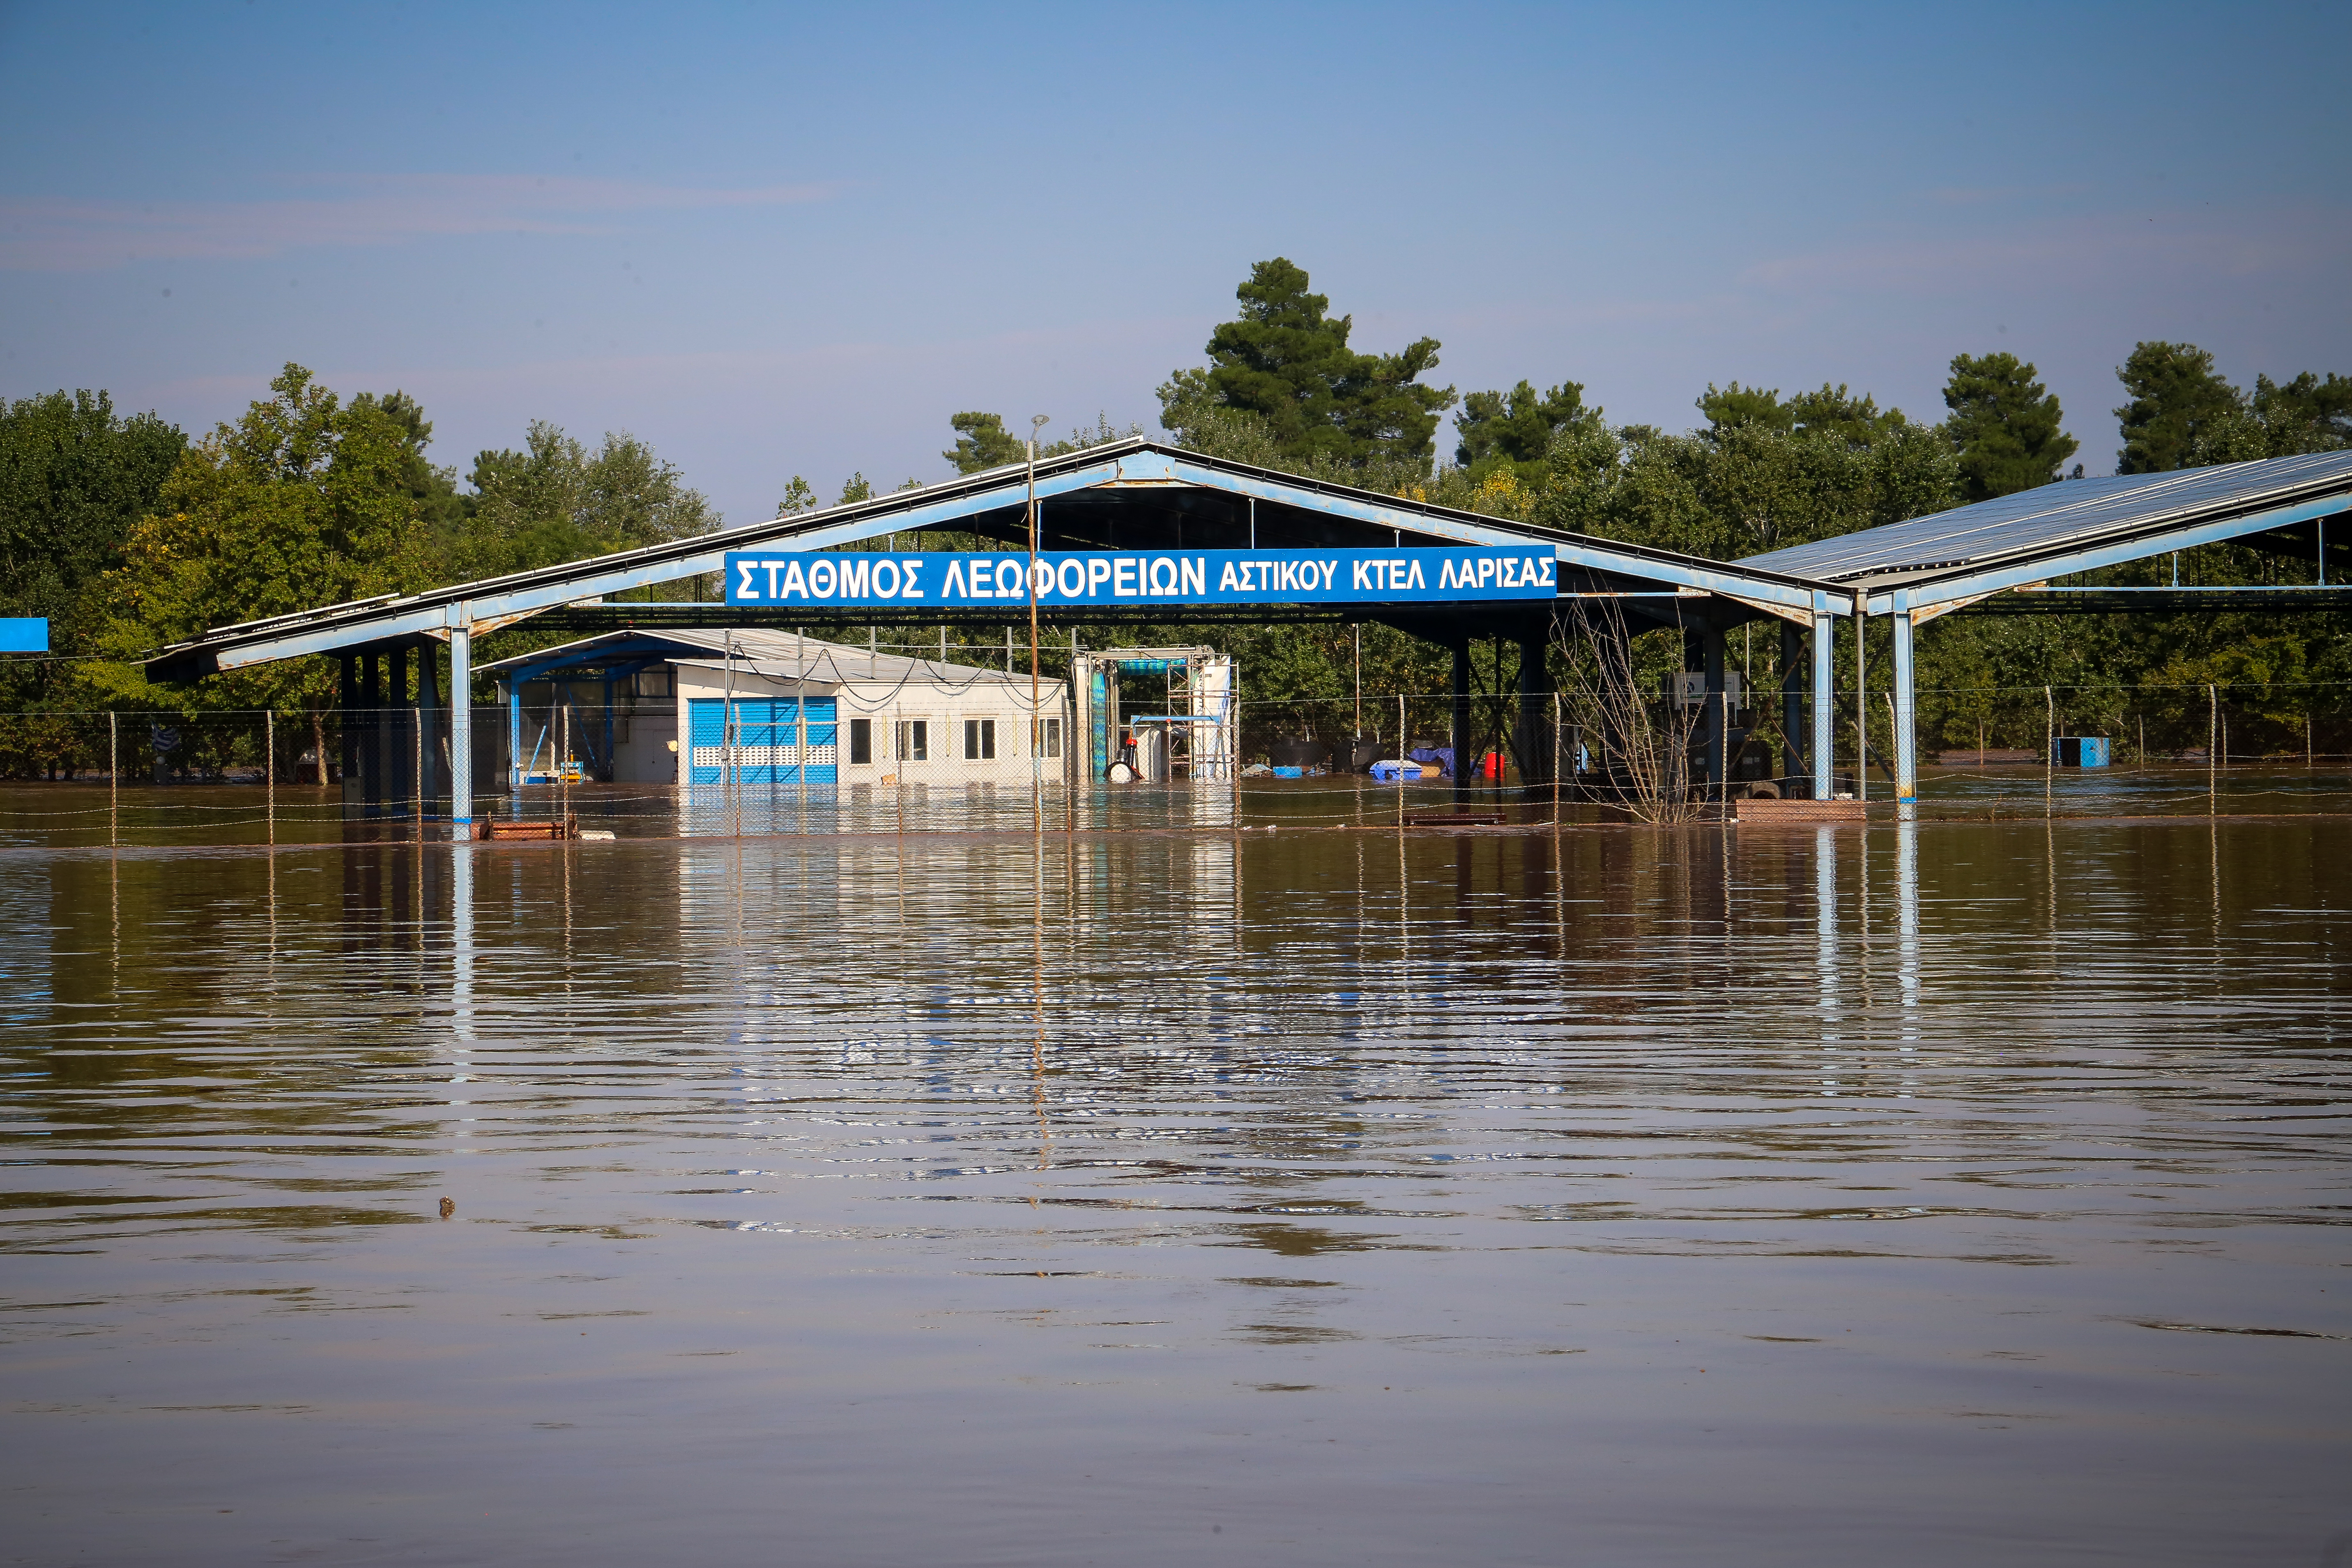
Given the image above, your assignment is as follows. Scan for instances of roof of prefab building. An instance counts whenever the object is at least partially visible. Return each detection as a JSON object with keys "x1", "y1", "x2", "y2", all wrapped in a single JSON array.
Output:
[
  {"x1": 1741, "y1": 449, "x2": 2352, "y2": 604},
  {"x1": 479, "y1": 628, "x2": 1055, "y2": 688}
]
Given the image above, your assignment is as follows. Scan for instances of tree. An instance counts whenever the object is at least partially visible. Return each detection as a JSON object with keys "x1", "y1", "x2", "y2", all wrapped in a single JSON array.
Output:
[
  {"x1": 2115, "y1": 341, "x2": 2242, "y2": 473},
  {"x1": 0, "y1": 389, "x2": 185, "y2": 638},
  {"x1": 89, "y1": 363, "x2": 436, "y2": 716},
  {"x1": 1698, "y1": 381, "x2": 1908, "y2": 446},
  {"x1": 1941, "y1": 351, "x2": 2079, "y2": 502},
  {"x1": 776, "y1": 476, "x2": 818, "y2": 516},
  {"x1": 2250, "y1": 372, "x2": 2352, "y2": 454},
  {"x1": 1177, "y1": 258, "x2": 1455, "y2": 470},
  {"x1": 463, "y1": 422, "x2": 716, "y2": 576},
  {"x1": 1454, "y1": 380, "x2": 1601, "y2": 485},
  {"x1": 944, "y1": 412, "x2": 1029, "y2": 474},
  {"x1": 0, "y1": 389, "x2": 186, "y2": 774}
]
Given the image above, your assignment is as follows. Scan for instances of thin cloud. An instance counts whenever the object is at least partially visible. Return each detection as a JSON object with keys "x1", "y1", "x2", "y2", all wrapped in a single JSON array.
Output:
[
  {"x1": 0, "y1": 173, "x2": 834, "y2": 270},
  {"x1": 1740, "y1": 205, "x2": 2351, "y2": 294}
]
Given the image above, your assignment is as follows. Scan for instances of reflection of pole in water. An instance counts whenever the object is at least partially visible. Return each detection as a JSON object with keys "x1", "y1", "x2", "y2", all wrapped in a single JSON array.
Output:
[
  {"x1": 1032, "y1": 828, "x2": 1049, "y2": 1169},
  {"x1": 1815, "y1": 827, "x2": 1840, "y2": 1092},
  {"x1": 452, "y1": 841, "x2": 475, "y2": 1050},
  {"x1": 1896, "y1": 818, "x2": 1919, "y2": 1073}
]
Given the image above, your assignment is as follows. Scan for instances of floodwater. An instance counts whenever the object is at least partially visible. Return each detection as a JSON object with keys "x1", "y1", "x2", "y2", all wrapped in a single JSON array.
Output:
[{"x1": 2, "y1": 776, "x2": 2347, "y2": 1566}]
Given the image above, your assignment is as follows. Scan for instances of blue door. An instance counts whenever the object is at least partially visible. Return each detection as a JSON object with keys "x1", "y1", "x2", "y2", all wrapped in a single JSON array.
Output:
[{"x1": 687, "y1": 697, "x2": 838, "y2": 784}]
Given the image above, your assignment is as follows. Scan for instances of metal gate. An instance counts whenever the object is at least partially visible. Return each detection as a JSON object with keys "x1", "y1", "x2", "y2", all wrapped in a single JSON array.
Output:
[{"x1": 686, "y1": 697, "x2": 838, "y2": 784}]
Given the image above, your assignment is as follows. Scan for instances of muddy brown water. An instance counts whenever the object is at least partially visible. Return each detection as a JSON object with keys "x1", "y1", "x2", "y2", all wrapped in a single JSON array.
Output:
[{"x1": 2, "y1": 774, "x2": 2347, "y2": 1566}]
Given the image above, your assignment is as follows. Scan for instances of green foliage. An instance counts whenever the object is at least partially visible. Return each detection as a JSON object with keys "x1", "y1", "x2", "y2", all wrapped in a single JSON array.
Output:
[
  {"x1": 944, "y1": 412, "x2": 1029, "y2": 474},
  {"x1": 89, "y1": 363, "x2": 439, "y2": 713},
  {"x1": 0, "y1": 389, "x2": 185, "y2": 639},
  {"x1": 1697, "y1": 382, "x2": 1909, "y2": 445},
  {"x1": 2251, "y1": 371, "x2": 2352, "y2": 454},
  {"x1": 1941, "y1": 351, "x2": 2079, "y2": 502},
  {"x1": 1535, "y1": 415, "x2": 1961, "y2": 559},
  {"x1": 462, "y1": 421, "x2": 715, "y2": 578},
  {"x1": 1173, "y1": 258, "x2": 1455, "y2": 470},
  {"x1": 2115, "y1": 341, "x2": 2243, "y2": 473},
  {"x1": 1454, "y1": 380, "x2": 1600, "y2": 486},
  {"x1": 838, "y1": 472, "x2": 873, "y2": 505},
  {"x1": 0, "y1": 388, "x2": 186, "y2": 768},
  {"x1": 776, "y1": 476, "x2": 818, "y2": 516}
]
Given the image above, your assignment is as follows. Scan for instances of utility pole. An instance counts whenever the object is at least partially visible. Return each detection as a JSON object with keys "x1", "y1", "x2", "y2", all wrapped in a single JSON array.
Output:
[{"x1": 1029, "y1": 414, "x2": 1049, "y2": 834}]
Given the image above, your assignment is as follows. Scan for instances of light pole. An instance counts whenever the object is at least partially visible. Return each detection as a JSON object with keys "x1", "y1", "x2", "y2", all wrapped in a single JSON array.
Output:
[{"x1": 1029, "y1": 414, "x2": 1049, "y2": 832}]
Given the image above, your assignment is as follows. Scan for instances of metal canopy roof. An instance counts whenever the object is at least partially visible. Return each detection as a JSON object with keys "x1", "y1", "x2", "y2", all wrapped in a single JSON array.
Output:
[
  {"x1": 146, "y1": 438, "x2": 1839, "y2": 679},
  {"x1": 1741, "y1": 449, "x2": 2352, "y2": 614}
]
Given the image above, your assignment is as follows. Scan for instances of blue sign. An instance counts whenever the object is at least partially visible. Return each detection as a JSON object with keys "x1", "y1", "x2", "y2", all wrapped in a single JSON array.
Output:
[
  {"x1": 722, "y1": 548, "x2": 1556, "y2": 608},
  {"x1": 0, "y1": 617, "x2": 48, "y2": 653}
]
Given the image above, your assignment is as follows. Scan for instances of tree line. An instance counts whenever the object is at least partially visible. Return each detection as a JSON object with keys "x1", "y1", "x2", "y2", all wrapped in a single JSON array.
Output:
[
  {"x1": 3, "y1": 255, "x2": 2347, "y2": 777},
  {"x1": 0, "y1": 364, "x2": 713, "y2": 775},
  {"x1": 943, "y1": 258, "x2": 2351, "y2": 762}
]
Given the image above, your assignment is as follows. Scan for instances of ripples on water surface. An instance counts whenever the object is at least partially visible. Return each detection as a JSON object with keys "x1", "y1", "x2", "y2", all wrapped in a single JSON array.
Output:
[{"x1": 2, "y1": 778, "x2": 2347, "y2": 1566}]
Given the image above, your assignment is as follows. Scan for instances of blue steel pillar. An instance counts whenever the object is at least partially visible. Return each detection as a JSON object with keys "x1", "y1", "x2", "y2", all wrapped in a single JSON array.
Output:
[
  {"x1": 449, "y1": 621, "x2": 474, "y2": 840},
  {"x1": 1779, "y1": 621, "x2": 1806, "y2": 791},
  {"x1": 1811, "y1": 598, "x2": 1836, "y2": 800},
  {"x1": 506, "y1": 680, "x2": 524, "y2": 795},
  {"x1": 1891, "y1": 591, "x2": 1918, "y2": 810}
]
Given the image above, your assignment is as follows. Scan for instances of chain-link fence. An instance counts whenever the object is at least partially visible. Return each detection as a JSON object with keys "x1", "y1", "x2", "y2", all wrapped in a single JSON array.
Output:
[{"x1": 5, "y1": 683, "x2": 2352, "y2": 847}]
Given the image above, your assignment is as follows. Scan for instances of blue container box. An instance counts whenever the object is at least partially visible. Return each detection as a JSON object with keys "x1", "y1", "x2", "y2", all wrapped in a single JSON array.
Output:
[
  {"x1": 1369, "y1": 760, "x2": 1423, "y2": 782},
  {"x1": 2053, "y1": 736, "x2": 2109, "y2": 768}
]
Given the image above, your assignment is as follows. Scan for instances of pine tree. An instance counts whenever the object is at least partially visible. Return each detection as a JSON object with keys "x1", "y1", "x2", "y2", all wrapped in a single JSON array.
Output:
[
  {"x1": 1942, "y1": 352, "x2": 2079, "y2": 502},
  {"x1": 1185, "y1": 258, "x2": 1454, "y2": 470},
  {"x1": 1454, "y1": 380, "x2": 1600, "y2": 485},
  {"x1": 2115, "y1": 341, "x2": 2242, "y2": 474},
  {"x1": 943, "y1": 412, "x2": 1029, "y2": 474}
]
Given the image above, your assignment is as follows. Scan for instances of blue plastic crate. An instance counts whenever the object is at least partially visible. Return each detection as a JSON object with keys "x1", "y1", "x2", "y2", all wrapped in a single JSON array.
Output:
[{"x1": 2053, "y1": 736, "x2": 2109, "y2": 768}]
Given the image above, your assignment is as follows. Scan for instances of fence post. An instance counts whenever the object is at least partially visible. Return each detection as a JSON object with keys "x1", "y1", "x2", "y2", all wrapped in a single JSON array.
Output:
[
  {"x1": 265, "y1": 710, "x2": 274, "y2": 846},
  {"x1": 109, "y1": 711, "x2": 117, "y2": 847},
  {"x1": 2207, "y1": 684, "x2": 2218, "y2": 816},
  {"x1": 2044, "y1": 685, "x2": 2055, "y2": 818}
]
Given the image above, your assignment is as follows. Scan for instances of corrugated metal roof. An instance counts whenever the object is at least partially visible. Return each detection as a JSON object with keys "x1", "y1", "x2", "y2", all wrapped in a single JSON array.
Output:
[
  {"x1": 479, "y1": 628, "x2": 1047, "y2": 687},
  {"x1": 1742, "y1": 450, "x2": 2352, "y2": 586}
]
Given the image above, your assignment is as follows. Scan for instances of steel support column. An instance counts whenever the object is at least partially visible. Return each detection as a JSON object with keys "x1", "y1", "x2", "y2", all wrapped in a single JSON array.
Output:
[
  {"x1": 417, "y1": 641, "x2": 440, "y2": 816},
  {"x1": 1702, "y1": 622, "x2": 1726, "y2": 794},
  {"x1": 387, "y1": 645, "x2": 410, "y2": 814},
  {"x1": 602, "y1": 675, "x2": 616, "y2": 783},
  {"x1": 450, "y1": 624, "x2": 474, "y2": 839},
  {"x1": 1891, "y1": 595, "x2": 1917, "y2": 809},
  {"x1": 1780, "y1": 621, "x2": 1807, "y2": 790},
  {"x1": 1516, "y1": 623, "x2": 1547, "y2": 787},
  {"x1": 338, "y1": 652, "x2": 359, "y2": 799},
  {"x1": 361, "y1": 648, "x2": 383, "y2": 814},
  {"x1": 1450, "y1": 636, "x2": 1471, "y2": 802},
  {"x1": 506, "y1": 677, "x2": 524, "y2": 795},
  {"x1": 1811, "y1": 609, "x2": 1836, "y2": 800}
]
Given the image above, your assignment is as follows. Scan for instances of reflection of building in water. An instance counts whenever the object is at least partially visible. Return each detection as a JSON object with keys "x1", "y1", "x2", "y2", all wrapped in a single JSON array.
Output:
[{"x1": 480, "y1": 629, "x2": 1069, "y2": 792}]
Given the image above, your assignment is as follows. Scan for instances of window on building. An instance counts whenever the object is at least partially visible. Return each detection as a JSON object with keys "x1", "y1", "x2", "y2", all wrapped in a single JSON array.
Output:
[
  {"x1": 964, "y1": 717, "x2": 995, "y2": 760},
  {"x1": 848, "y1": 718, "x2": 871, "y2": 765},
  {"x1": 1033, "y1": 716, "x2": 1061, "y2": 758},
  {"x1": 896, "y1": 719, "x2": 927, "y2": 762}
]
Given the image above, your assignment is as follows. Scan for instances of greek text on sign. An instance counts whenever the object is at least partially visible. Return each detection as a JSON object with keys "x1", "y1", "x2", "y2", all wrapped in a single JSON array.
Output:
[{"x1": 722, "y1": 548, "x2": 1557, "y2": 607}]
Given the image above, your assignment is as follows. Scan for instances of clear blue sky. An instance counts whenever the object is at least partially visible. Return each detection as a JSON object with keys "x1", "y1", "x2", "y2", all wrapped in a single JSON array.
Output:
[{"x1": 3, "y1": 1, "x2": 2346, "y2": 524}]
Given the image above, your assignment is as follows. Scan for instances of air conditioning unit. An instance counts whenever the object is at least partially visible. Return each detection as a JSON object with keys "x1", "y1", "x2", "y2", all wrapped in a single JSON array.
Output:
[{"x1": 1673, "y1": 672, "x2": 1744, "y2": 707}]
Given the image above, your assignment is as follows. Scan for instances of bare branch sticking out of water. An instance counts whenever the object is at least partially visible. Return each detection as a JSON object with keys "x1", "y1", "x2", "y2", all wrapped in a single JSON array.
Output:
[{"x1": 1556, "y1": 598, "x2": 1705, "y2": 824}]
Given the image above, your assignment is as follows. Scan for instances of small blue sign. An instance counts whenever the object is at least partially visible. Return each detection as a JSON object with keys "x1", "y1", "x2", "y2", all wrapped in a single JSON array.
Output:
[
  {"x1": 721, "y1": 548, "x2": 1558, "y2": 609},
  {"x1": 0, "y1": 617, "x2": 48, "y2": 653}
]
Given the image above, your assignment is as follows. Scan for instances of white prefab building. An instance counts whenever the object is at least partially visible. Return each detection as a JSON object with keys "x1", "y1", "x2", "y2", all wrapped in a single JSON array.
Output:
[{"x1": 481, "y1": 628, "x2": 1070, "y2": 790}]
